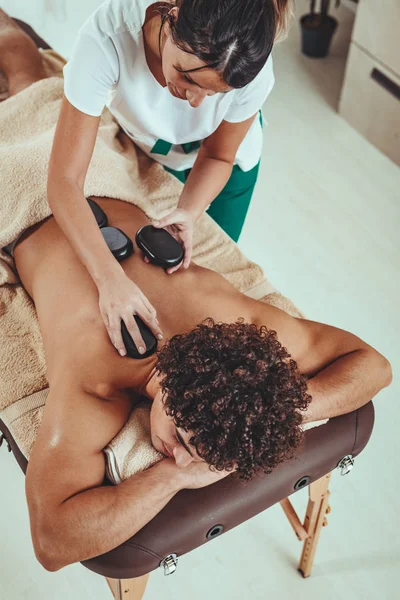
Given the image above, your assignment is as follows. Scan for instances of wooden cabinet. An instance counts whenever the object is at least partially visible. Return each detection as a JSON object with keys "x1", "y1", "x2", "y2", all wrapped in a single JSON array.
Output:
[
  {"x1": 352, "y1": 0, "x2": 400, "y2": 78},
  {"x1": 339, "y1": 0, "x2": 400, "y2": 165},
  {"x1": 339, "y1": 43, "x2": 400, "y2": 165}
]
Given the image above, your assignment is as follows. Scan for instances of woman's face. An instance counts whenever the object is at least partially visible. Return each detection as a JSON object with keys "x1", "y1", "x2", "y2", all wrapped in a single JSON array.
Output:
[{"x1": 161, "y1": 15, "x2": 232, "y2": 108}]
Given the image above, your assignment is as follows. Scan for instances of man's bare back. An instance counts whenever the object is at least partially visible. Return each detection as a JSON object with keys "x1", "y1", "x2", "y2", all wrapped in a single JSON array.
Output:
[{"x1": 16, "y1": 197, "x2": 260, "y2": 387}]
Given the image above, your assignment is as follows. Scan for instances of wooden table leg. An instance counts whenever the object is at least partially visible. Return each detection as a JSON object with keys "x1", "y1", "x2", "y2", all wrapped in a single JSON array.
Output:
[
  {"x1": 280, "y1": 498, "x2": 309, "y2": 541},
  {"x1": 298, "y1": 473, "x2": 331, "y2": 578},
  {"x1": 106, "y1": 574, "x2": 150, "y2": 600}
]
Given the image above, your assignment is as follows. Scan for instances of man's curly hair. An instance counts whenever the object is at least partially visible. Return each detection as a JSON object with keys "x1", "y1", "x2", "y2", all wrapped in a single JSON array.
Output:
[{"x1": 156, "y1": 319, "x2": 312, "y2": 481}]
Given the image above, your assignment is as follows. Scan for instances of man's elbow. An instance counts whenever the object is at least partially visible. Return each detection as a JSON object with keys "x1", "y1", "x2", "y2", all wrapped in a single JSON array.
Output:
[
  {"x1": 36, "y1": 551, "x2": 65, "y2": 573},
  {"x1": 33, "y1": 531, "x2": 69, "y2": 572},
  {"x1": 382, "y1": 356, "x2": 393, "y2": 388},
  {"x1": 372, "y1": 350, "x2": 393, "y2": 391},
  {"x1": 31, "y1": 522, "x2": 69, "y2": 572}
]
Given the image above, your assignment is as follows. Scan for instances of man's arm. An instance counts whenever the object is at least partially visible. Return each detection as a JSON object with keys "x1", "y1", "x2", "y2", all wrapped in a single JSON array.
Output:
[
  {"x1": 303, "y1": 346, "x2": 392, "y2": 422},
  {"x1": 253, "y1": 304, "x2": 392, "y2": 422},
  {"x1": 25, "y1": 382, "x2": 182, "y2": 572}
]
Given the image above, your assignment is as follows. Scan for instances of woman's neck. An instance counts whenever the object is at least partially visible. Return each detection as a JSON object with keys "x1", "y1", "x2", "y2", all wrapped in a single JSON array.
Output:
[{"x1": 142, "y1": 7, "x2": 167, "y2": 87}]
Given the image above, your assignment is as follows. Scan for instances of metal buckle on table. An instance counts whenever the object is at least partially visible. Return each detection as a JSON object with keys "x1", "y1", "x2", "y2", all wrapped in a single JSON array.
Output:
[
  {"x1": 160, "y1": 554, "x2": 178, "y2": 576},
  {"x1": 337, "y1": 454, "x2": 354, "y2": 476}
]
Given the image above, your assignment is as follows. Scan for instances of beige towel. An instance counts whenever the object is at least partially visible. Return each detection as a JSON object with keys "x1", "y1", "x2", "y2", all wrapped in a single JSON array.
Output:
[
  {"x1": 103, "y1": 401, "x2": 164, "y2": 485},
  {"x1": 0, "y1": 49, "x2": 327, "y2": 481}
]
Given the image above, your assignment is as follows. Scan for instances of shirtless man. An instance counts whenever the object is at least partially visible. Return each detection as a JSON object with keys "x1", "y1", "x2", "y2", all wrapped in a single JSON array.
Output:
[{"x1": 0, "y1": 15, "x2": 392, "y2": 573}]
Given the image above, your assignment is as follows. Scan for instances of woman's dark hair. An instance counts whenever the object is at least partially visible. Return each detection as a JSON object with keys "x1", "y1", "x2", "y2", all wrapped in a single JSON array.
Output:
[
  {"x1": 160, "y1": 0, "x2": 292, "y2": 88},
  {"x1": 156, "y1": 319, "x2": 311, "y2": 481}
]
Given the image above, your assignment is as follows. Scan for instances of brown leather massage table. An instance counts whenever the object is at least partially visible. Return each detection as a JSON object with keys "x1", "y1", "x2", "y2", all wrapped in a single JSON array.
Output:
[{"x1": 0, "y1": 19, "x2": 376, "y2": 600}]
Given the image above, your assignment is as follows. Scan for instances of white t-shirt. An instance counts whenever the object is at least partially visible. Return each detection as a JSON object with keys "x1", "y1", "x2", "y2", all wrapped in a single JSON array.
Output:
[{"x1": 63, "y1": 0, "x2": 275, "y2": 171}]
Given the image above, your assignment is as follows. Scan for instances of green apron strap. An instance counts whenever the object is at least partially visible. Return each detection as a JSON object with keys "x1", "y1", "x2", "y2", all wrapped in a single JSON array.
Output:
[
  {"x1": 150, "y1": 139, "x2": 173, "y2": 156},
  {"x1": 181, "y1": 140, "x2": 201, "y2": 154}
]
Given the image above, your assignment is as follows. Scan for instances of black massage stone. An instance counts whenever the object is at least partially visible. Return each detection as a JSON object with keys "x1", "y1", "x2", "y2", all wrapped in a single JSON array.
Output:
[
  {"x1": 135, "y1": 225, "x2": 184, "y2": 269},
  {"x1": 121, "y1": 316, "x2": 158, "y2": 359},
  {"x1": 101, "y1": 227, "x2": 134, "y2": 262},
  {"x1": 87, "y1": 198, "x2": 108, "y2": 228}
]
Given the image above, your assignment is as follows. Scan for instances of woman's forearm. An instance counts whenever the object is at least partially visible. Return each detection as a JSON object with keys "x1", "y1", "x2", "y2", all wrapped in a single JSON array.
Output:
[
  {"x1": 304, "y1": 349, "x2": 392, "y2": 423},
  {"x1": 47, "y1": 177, "x2": 123, "y2": 287},
  {"x1": 178, "y1": 153, "x2": 233, "y2": 220}
]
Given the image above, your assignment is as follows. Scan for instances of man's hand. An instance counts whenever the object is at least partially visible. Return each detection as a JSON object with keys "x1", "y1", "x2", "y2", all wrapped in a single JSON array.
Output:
[{"x1": 165, "y1": 458, "x2": 233, "y2": 490}]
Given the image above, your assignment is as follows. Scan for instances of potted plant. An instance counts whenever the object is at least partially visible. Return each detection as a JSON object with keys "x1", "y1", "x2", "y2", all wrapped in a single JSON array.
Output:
[{"x1": 300, "y1": 0, "x2": 340, "y2": 58}]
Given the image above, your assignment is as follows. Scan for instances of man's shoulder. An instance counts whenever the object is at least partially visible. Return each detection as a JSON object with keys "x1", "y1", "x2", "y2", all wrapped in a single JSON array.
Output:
[
  {"x1": 46, "y1": 353, "x2": 134, "y2": 453},
  {"x1": 25, "y1": 382, "x2": 132, "y2": 517},
  {"x1": 250, "y1": 300, "x2": 321, "y2": 373},
  {"x1": 251, "y1": 300, "x2": 301, "y2": 345},
  {"x1": 251, "y1": 298, "x2": 373, "y2": 378}
]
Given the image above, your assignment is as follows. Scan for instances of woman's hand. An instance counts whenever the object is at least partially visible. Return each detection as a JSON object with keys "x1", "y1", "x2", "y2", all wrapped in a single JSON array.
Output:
[
  {"x1": 151, "y1": 208, "x2": 194, "y2": 274},
  {"x1": 98, "y1": 270, "x2": 163, "y2": 356}
]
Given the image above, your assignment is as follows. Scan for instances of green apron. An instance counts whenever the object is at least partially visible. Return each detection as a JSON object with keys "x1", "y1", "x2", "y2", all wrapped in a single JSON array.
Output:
[{"x1": 150, "y1": 113, "x2": 262, "y2": 242}]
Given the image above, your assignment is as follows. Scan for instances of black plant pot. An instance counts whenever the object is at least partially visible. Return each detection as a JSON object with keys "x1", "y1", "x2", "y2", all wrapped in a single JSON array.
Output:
[{"x1": 300, "y1": 14, "x2": 338, "y2": 58}]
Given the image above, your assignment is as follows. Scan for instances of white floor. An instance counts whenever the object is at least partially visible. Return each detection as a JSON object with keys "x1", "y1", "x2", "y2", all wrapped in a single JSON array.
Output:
[{"x1": 1, "y1": 1, "x2": 399, "y2": 599}]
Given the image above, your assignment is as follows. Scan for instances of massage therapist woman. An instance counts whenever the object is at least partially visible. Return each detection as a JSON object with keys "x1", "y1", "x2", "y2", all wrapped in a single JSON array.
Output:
[{"x1": 48, "y1": 0, "x2": 292, "y2": 355}]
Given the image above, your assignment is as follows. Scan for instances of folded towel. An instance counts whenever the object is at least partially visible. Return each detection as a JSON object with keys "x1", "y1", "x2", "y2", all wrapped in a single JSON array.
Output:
[
  {"x1": 103, "y1": 400, "x2": 163, "y2": 485},
  {"x1": 0, "y1": 49, "x2": 328, "y2": 481}
]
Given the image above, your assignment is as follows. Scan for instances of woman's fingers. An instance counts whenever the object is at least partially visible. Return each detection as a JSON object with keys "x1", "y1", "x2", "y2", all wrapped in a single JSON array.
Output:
[
  {"x1": 153, "y1": 216, "x2": 172, "y2": 228},
  {"x1": 99, "y1": 275, "x2": 164, "y2": 357},
  {"x1": 123, "y1": 315, "x2": 147, "y2": 355},
  {"x1": 140, "y1": 305, "x2": 164, "y2": 341},
  {"x1": 166, "y1": 260, "x2": 183, "y2": 275},
  {"x1": 150, "y1": 209, "x2": 194, "y2": 273},
  {"x1": 147, "y1": 317, "x2": 164, "y2": 341},
  {"x1": 107, "y1": 317, "x2": 128, "y2": 357},
  {"x1": 183, "y1": 241, "x2": 193, "y2": 269},
  {"x1": 153, "y1": 209, "x2": 186, "y2": 229}
]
